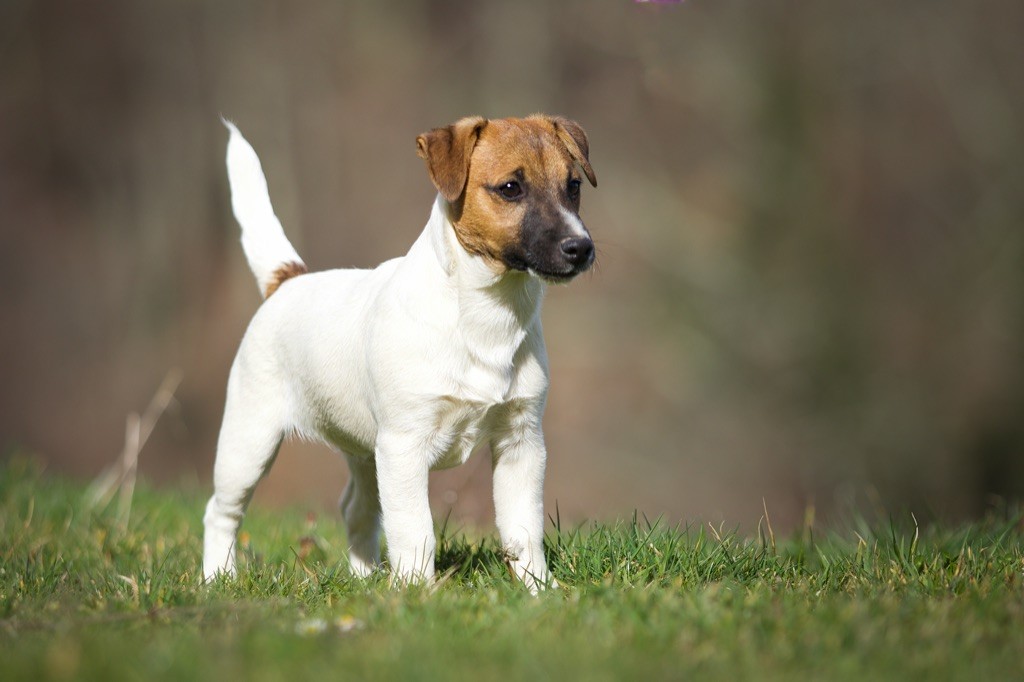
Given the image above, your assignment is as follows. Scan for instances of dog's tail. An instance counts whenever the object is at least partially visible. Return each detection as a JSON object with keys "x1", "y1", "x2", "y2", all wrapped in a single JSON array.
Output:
[{"x1": 222, "y1": 119, "x2": 307, "y2": 299}]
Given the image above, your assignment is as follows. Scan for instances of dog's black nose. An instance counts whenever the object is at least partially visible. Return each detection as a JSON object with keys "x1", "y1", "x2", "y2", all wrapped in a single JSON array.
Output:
[{"x1": 560, "y1": 237, "x2": 595, "y2": 267}]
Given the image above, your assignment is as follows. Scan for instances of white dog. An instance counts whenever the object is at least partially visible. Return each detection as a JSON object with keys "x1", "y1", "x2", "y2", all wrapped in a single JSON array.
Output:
[{"x1": 203, "y1": 115, "x2": 597, "y2": 591}]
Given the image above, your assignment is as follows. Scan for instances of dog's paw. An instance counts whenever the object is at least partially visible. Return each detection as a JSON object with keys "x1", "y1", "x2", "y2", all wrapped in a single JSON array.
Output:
[{"x1": 347, "y1": 555, "x2": 380, "y2": 579}]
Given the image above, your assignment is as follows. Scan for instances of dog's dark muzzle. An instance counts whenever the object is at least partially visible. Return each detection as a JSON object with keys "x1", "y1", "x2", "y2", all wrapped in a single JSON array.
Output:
[
  {"x1": 502, "y1": 205, "x2": 596, "y2": 282},
  {"x1": 522, "y1": 233, "x2": 594, "y2": 283},
  {"x1": 559, "y1": 236, "x2": 595, "y2": 271}
]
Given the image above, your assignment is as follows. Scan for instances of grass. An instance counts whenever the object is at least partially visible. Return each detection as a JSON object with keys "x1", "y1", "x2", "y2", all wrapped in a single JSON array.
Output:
[{"x1": 2, "y1": 457, "x2": 1024, "y2": 681}]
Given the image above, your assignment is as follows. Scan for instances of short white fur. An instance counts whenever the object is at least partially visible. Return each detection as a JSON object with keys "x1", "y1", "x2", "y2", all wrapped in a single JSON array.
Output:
[
  {"x1": 203, "y1": 122, "x2": 558, "y2": 591},
  {"x1": 558, "y1": 205, "x2": 589, "y2": 239}
]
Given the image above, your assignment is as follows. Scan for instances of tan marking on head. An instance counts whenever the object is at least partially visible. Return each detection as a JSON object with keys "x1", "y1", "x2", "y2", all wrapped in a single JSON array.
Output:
[
  {"x1": 264, "y1": 261, "x2": 308, "y2": 298},
  {"x1": 416, "y1": 116, "x2": 487, "y2": 202},
  {"x1": 548, "y1": 116, "x2": 597, "y2": 188},
  {"x1": 415, "y1": 115, "x2": 596, "y2": 272}
]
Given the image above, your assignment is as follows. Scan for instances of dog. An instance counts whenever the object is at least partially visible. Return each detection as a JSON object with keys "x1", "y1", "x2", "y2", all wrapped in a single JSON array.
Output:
[{"x1": 203, "y1": 115, "x2": 597, "y2": 591}]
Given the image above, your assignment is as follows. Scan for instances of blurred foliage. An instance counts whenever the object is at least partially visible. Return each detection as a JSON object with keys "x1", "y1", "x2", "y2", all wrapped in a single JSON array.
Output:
[{"x1": 1, "y1": 0, "x2": 1022, "y2": 530}]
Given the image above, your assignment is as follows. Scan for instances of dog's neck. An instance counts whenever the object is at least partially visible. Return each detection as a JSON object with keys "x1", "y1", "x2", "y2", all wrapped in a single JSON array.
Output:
[{"x1": 412, "y1": 195, "x2": 545, "y2": 357}]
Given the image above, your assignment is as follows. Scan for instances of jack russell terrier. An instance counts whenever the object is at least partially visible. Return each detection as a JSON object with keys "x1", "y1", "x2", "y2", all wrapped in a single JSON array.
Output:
[{"x1": 203, "y1": 115, "x2": 597, "y2": 591}]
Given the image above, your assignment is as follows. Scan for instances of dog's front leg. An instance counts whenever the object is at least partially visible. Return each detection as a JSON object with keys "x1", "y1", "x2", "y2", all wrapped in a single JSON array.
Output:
[
  {"x1": 491, "y1": 417, "x2": 556, "y2": 593},
  {"x1": 375, "y1": 432, "x2": 436, "y2": 584}
]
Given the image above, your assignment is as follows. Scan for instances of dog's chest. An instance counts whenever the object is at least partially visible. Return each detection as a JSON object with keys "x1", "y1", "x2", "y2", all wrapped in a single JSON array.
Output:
[
  {"x1": 428, "y1": 340, "x2": 527, "y2": 469},
  {"x1": 429, "y1": 396, "x2": 501, "y2": 470}
]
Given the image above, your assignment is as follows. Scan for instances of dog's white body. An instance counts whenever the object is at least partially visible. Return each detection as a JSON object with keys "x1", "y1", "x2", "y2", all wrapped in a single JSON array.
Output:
[{"x1": 203, "y1": 123, "x2": 562, "y2": 589}]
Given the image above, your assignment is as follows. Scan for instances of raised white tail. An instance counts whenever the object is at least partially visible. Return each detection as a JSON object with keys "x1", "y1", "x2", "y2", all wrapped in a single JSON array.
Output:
[{"x1": 223, "y1": 119, "x2": 306, "y2": 298}]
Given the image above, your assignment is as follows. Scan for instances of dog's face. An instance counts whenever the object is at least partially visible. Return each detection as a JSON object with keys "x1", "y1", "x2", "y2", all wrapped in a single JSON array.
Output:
[{"x1": 416, "y1": 115, "x2": 597, "y2": 282}]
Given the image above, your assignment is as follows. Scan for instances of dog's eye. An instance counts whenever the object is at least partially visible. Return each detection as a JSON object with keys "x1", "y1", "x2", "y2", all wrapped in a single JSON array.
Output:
[
  {"x1": 496, "y1": 181, "x2": 524, "y2": 201},
  {"x1": 567, "y1": 179, "x2": 581, "y2": 200}
]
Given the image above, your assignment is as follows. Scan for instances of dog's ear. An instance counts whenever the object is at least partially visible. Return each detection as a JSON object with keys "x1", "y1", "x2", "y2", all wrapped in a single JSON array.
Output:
[
  {"x1": 416, "y1": 116, "x2": 487, "y2": 202},
  {"x1": 550, "y1": 116, "x2": 597, "y2": 188}
]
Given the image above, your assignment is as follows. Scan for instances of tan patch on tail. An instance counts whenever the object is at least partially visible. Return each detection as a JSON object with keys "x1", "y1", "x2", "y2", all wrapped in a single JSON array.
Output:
[{"x1": 265, "y1": 261, "x2": 308, "y2": 298}]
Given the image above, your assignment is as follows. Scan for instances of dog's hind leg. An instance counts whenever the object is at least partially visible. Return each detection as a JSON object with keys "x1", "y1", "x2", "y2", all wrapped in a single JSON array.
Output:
[
  {"x1": 339, "y1": 453, "x2": 382, "y2": 577},
  {"x1": 202, "y1": 371, "x2": 286, "y2": 581}
]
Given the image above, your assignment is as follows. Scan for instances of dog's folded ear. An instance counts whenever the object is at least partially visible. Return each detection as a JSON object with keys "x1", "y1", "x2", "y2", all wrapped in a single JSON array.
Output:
[
  {"x1": 549, "y1": 116, "x2": 597, "y2": 188},
  {"x1": 416, "y1": 116, "x2": 487, "y2": 202}
]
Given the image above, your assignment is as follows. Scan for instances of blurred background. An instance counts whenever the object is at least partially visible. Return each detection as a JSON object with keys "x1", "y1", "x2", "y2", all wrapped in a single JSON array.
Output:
[{"x1": 2, "y1": 0, "x2": 1023, "y2": 533}]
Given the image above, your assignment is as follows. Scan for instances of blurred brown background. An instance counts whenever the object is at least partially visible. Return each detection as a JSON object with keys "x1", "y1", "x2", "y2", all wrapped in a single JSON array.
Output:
[{"x1": 2, "y1": 0, "x2": 1023, "y2": 533}]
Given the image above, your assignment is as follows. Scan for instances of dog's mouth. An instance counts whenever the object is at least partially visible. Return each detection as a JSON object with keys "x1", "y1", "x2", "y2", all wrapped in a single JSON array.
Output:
[
  {"x1": 528, "y1": 266, "x2": 584, "y2": 284},
  {"x1": 504, "y1": 239, "x2": 595, "y2": 284},
  {"x1": 528, "y1": 266, "x2": 577, "y2": 282}
]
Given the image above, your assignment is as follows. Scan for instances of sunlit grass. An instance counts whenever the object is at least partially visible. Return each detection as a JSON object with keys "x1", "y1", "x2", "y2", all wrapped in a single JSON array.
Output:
[{"x1": 2, "y1": 456, "x2": 1023, "y2": 681}]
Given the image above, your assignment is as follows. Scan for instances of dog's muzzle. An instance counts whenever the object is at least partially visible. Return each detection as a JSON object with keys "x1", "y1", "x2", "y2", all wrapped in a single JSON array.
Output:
[
  {"x1": 559, "y1": 236, "x2": 595, "y2": 271},
  {"x1": 504, "y1": 205, "x2": 597, "y2": 282}
]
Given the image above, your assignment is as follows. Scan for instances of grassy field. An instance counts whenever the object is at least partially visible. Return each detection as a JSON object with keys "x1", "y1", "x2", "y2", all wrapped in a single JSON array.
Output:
[{"x1": 2, "y1": 457, "x2": 1023, "y2": 681}]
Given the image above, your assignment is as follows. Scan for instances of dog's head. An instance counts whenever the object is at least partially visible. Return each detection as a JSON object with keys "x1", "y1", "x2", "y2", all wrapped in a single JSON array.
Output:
[{"x1": 416, "y1": 115, "x2": 597, "y2": 283}]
